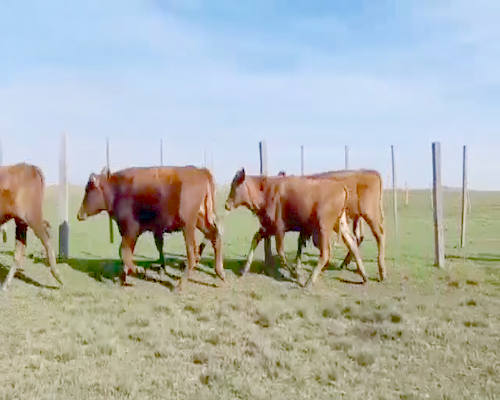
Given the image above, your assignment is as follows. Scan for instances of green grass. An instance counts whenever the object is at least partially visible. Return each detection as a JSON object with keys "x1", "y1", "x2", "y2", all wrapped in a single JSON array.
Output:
[{"x1": 1, "y1": 186, "x2": 499, "y2": 399}]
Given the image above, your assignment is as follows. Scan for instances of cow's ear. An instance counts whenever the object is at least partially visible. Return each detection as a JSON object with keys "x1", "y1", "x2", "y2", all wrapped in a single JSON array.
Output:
[
  {"x1": 89, "y1": 173, "x2": 98, "y2": 186},
  {"x1": 235, "y1": 167, "x2": 245, "y2": 183}
]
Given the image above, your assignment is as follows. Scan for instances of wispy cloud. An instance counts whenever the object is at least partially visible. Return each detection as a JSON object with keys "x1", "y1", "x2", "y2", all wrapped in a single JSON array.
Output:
[{"x1": 0, "y1": 0, "x2": 498, "y2": 189}]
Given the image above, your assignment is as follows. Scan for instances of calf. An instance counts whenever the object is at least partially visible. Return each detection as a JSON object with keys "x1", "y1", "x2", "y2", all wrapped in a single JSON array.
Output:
[
  {"x1": 0, "y1": 163, "x2": 63, "y2": 291},
  {"x1": 224, "y1": 168, "x2": 367, "y2": 289},
  {"x1": 272, "y1": 169, "x2": 386, "y2": 281},
  {"x1": 76, "y1": 166, "x2": 225, "y2": 291}
]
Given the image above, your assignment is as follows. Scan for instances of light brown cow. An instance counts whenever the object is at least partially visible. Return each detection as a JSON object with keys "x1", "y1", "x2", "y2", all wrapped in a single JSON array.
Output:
[
  {"x1": 0, "y1": 163, "x2": 63, "y2": 291},
  {"x1": 280, "y1": 169, "x2": 386, "y2": 281},
  {"x1": 224, "y1": 168, "x2": 367, "y2": 289}
]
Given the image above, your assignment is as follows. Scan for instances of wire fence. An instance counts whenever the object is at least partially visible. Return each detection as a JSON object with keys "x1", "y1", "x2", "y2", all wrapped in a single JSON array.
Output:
[{"x1": 1, "y1": 134, "x2": 498, "y2": 269}]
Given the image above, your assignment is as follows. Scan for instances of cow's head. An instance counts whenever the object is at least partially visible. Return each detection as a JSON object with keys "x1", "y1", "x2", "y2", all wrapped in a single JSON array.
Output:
[
  {"x1": 225, "y1": 168, "x2": 260, "y2": 212},
  {"x1": 77, "y1": 167, "x2": 110, "y2": 221}
]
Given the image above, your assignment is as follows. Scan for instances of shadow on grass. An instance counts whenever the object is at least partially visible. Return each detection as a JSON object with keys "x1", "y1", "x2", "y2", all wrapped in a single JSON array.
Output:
[
  {"x1": 1, "y1": 249, "x2": 369, "y2": 289},
  {"x1": 0, "y1": 261, "x2": 60, "y2": 290},
  {"x1": 4, "y1": 249, "x2": 294, "y2": 288},
  {"x1": 446, "y1": 253, "x2": 500, "y2": 263}
]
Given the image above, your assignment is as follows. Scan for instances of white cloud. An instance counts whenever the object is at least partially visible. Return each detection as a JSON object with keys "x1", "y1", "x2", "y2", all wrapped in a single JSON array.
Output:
[{"x1": 0, "y1": 0, "x2": 499, "y2": 190}]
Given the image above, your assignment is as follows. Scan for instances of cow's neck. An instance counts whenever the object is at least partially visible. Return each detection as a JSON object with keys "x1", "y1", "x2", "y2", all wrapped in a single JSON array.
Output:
[
  {"x1": 100, "y1": 176, "x2": 116, "y2": 216},
  {"x1": 246, "y1": 176, "x2": 266, "y2": 214}
]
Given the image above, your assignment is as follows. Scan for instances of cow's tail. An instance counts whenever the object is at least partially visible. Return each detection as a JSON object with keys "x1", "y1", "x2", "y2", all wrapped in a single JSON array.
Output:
[
  {"x1": 31, "y1": 164, "x2": 45, "y2": 185},
  {"x1": 378, "y1": 172, "x2": 385, "y2": 226},
  {"x1": 204, "y1": 176, "x2": 218, "y2": 229},
  {"x1": 43, "y1": 220, "x2": 52, "y2": 239},
  {"x1": 339, "y1": 186, "x2": 350, "y2": 242}
]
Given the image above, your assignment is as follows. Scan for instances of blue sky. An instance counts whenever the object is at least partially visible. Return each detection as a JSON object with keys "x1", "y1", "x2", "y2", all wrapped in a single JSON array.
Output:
[{"x1": 1, "y1": 0, "x2": 499, "y2": 189}]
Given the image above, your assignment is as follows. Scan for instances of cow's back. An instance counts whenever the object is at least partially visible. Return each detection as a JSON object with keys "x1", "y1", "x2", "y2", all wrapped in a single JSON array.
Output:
[
  {"x1": 0, "y1": 163, "x2": 45, "y2": 219},
  {"x1": 109, "y1": 166, "x2": 213, "y2": 230},
  {"x1": 267, "y1": 177, "x2": 347, "y2": 230},
  {"x1": 310, "y1": 169, "x2": 382, "y2": 218}
]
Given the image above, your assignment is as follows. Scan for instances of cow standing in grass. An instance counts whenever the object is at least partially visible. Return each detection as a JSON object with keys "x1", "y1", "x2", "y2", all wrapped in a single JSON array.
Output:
[
  {"x1": 76, "y1": 166, "x2": 225, "y2": 291},
  {"x1": 224, "y1": 168, "x2": 367, "y2": 289},
  {"x1": 0, "y1": 163, "x2": 63, "y2": 291},
  {"x1": 277, "y1": 169, "x2": 386, "y2": 282}
]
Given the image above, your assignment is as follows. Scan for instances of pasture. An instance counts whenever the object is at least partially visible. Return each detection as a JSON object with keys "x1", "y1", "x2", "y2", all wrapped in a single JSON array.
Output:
[{"x1": 1, "y1": 185, "x2": 499, "y2": 399}]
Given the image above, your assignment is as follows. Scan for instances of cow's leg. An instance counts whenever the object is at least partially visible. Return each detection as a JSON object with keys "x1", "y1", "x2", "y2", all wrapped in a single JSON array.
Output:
[
  {"x1": 274, "y1": 229, "x2": 290, "y2": 278},
  {"x1": 197, "y1": 240, "x2": 207, "y2": 261},
  {"x1": 364, "y1": 217, "x2": 386, "y2": 281},
  {"x1": 1, "y1": 220, "x2": 28, "y2": 291},
  {"x1": 177, "y1": 225, "x2": 198, "y2": 292},
  {"x1": 30, "y1": 219, "x2": 63, "y2": 286},
  {"x1": 242, "y1": 229, "x2": 265, "y2": 275},
  {"x1": 199, "y1": 222, "x2": 226, "y2": 285},
  {"x1": 304, "y1": 229, "x2": 331, "y2": 290},
  {"x1": 154, "y1": 232, "x2": 166, "y2": 270},
  {"x1": 292, "y1": 231, "x2": 309, "y2": 279},
  {"x1": 339, "y1": 217, "x2": 364, "y2": 269},
  {"x1": 339, "y1": 214, "x2": 367, "y2": 283},
  {"x1": 120, "y1": 235, "x2": 138, "y2": 285}
]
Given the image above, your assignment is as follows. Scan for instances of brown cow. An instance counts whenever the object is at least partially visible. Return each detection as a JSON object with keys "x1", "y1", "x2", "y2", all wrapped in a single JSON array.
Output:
[
  {"x1": 76, "y1": 166, "x2": 225, "y2": 291},
  {"x1": 224, "y1": 168, "x2": 367, "y2": 289},
  {"x1": 0, "y1": 163, "x2": 63, "y2": 291},
  {"x1": 289, "y1": 169, "x2": 386, "y2": 281}
]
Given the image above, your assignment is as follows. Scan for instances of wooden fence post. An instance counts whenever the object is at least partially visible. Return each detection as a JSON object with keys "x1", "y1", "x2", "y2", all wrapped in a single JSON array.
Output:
[
  {"x1": 432, "y1": 142, "x2": 445, "y2": 268},
  {"x1": 59, "y1": 132, "x2": 69, "y2": 260},
  {"x1": 106, "y1": 137, "x2": 114, "y2": 243},
  {"x1": 345, "y1": 145, "x2": 349, "y2": 169},
  {"x1": 160, "y1": 139, "x2": 163, "y2": 166},
  {"x1": 0, "y1": 138, "x2": 6, "y2": 243},
  {"x1": 460, "y1": 145, "x2": 468, "y2": 248},
  {"x1": 404, "y1": 181, "x2": 409, "y2": 206},
  {"x1": 300, "y1": 145, "x2": 304, "y2": 175},
  {"x1": 391, "y1": 145, "x2": 398, "y2": 242},
  {"x1": 259, "y1": 141, "x2": 273, "y2": 267}
]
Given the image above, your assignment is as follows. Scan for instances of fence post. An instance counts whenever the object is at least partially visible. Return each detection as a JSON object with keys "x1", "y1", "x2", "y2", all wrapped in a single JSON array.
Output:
[
  {"x1": 404, "y1": 181, "x2": 409, "y2": 206},
  {"x1": 0, "y1": 138, "x2": 6, "y2": 242},
  {"x1": 106, "y1": 137, "x2": 114, "y2": 243},
  {"x1": 259, "y1": 140, "x2": 273, "y2": 268},
  {"x1": 432, "y1": 142, "x2": 445, "y2": 268},
  {"x1": 58, "y1": 132, "x2": 69, "y2": 260},
  {"x1": 391, "y1": 145, "x2": 398, "y2": 242},
  {"x1": 344, "y1": 145, "x2": 349, "y2": 169},
  {"x1": 460, "y1": 145, "x2": 468, "y2": 248},
  {"x1": 300, "y1": 145, "x2": 304, "y2": 175},
  {"x1": 160, "y1": 138, "x2": 163, "y2": 166}
]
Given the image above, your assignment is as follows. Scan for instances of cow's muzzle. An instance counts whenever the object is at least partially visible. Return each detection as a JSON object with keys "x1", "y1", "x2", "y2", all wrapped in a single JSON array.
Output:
[{"x1": 76, "y1": 208, "x2": 87, "y2": 221}]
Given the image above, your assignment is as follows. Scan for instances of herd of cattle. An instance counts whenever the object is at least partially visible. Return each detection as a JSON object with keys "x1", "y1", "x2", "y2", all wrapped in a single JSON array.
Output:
[{"x1": 0, "y1": 162, "x2": 386, "y2": 292}]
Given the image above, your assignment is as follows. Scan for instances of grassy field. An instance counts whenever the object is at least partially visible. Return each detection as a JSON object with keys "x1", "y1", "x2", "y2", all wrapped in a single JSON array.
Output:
[{"x1": 1, "y1": 185, "x2": 499, "y2": 399}]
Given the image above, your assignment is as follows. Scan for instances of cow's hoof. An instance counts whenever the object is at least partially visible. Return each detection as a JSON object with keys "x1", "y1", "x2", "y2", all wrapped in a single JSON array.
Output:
[
  {"x1": 303, "y1": 280, "x2": 314, "y2": 291},
  {"x1": 174, "y1": 281, "x2": 185, "y2": 293}
]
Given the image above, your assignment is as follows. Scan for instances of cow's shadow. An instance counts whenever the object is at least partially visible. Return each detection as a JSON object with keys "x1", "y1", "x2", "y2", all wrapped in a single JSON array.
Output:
[
  {"x1": 0, "y1": 255, "x2": 60, "y2": 290},
  {"x1": 15, "y1": 250, "x2": 295, "y2": 289},
  {"x1": 0, "y1": 247, "x2": 376, "y2": 291}
]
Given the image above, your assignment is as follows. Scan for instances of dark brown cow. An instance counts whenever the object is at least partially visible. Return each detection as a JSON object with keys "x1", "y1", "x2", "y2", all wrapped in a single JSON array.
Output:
[
  {"x1": 76, "y1": 166, "x2": 225, "y2": 291},
  {"x1": 224, "y1": 168, "x2": 367, "y2": 289},
  {"x1": 272, "y1": 169, "x2": 386, "y2": 281},
  {"x1": 0, "y1": 163, "x2": 63, "y2": 291}
]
